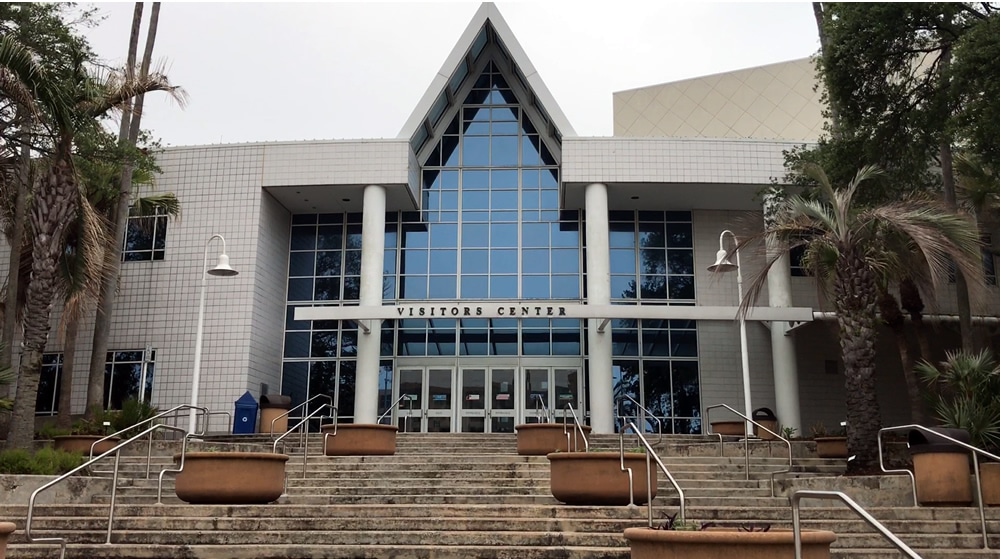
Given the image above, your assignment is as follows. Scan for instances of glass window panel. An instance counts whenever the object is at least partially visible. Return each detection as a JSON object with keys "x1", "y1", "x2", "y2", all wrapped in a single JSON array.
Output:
[
  {"x1": 639, "y1": 226, "x2": 665, "y2": 249},
  {"x1": 459, "y1": 327, "x2": 488, "y2": 356},
  {"x1": 441, "y1": 170, "x2": 459, "y2": 189},
  {"x1": 288, "y1": 252, "x2": 314, "y2": 277},
  {"x1": 521, "y1": 135, "x2": 541, "y2": 166},
  {"x1": 461, "y1": 249, "x2": 488, "y2": 273},
  {"x1": 402, "y1": 249, "x2": 428, "y2": 275},
  {"x1": 462, "y1": 211, "x2": 490, "y2": 222},
  {"x1": 610, "y1": 249, "x2": 636, "y2": 274},
  {"x1": 464, "y1": 106, "x2": 490, "y2": 121},
  {"x1": 612, "y1": 328, "x2": 639, "y2": 356},
  {"x1": 462, "y1": 224, "x2": 489, "y2": 247},
  {"x1": 337, "y1": 361, "x2": 356, "y2": 420},
  {"x1": 552, "y1": 331, "x2": 581, "y2": 355},
  {"x1": 521, "y1": 170, "x2": 540, "y2": 188},
  {"x1": 522, "y1": 223, "x2": 548, "y2": 247},
  {"x1": 665, "y1": 211, "x2": 691, "y2": 222},
  {"x1": 542, "y1": 169, "x2": 559, "y2": 188},
  {"x1": 491, "y1": 169, "x2": 518, "y2": 189},
  {"x1": 552, "y1": 223, "x2": 578, "y2": 248},
  {"x1": 314, "y1": 278, "x2": 340, "y2": 301},
  {"x1": 430, "y1": 224, "x2": 458, "y2": 247},
  {"x1": 522, "y1": 276, "x2": 549, "y2": 299},
  {"x1": 428, "y1": 275, "x2": 457, "y2": 299},
  {"x1": 540, "y1": 190, "x2": 558, "y2": 210},
  {"x1": 317, "y1": 225, "x2": 343, "y2": 250},
  {"x1": 490, "y1": 136, "x2": 519, "y2": 166},
  {"x1": 465, "y1": 120, "x2": 489, "y2": 135},
  {"x1": 401, "y1": 228, "x2": 429, "y2": 248},
  {"x1": 462, "y1": 190, "x2": 489, "y2": 209},
  {"x1": 345, "y1": 224, "x2": 363, "y2": 247},
  {"x1": 399, "y1": 329, "x2": 426, "y2": 356},
  {"x1": 490, "y1": 249, "x2": 518, "y2": 274},
  {"x1": 642, "y1": 328, "x2": 671, "y2": 357},
  {"x1": 287, "y1": 278, "x2": 313, "y2": 301},
  {"x1": 439, "y1": 211, "x2": 458, "y2": 223},
  {"x1": 383, "y1": 277, "x2": 396, "y2": 300},
  {"x1": 522, "y1": 329, "x2": 550, "y2": 355},
  {"x1": 462, "y1": 136, "x2": 489, "y2": 166},
  {"x1": 490, "y1": 190, "x2": 518, "y2": 210},
  {"x1": 667, "y1": 251, "x2": 694, "y2": 275},
  {"x1": 640, "y1": 276, "x2": 668, "y2": 299},
  {"x1": 492, "y1": 120, "x2": 518, "y2": 135},
  {"x1": 672, "y1": 361, "x2": 701, "y2": 418},
  {"x1": 401, "y1": 276, "x2": 428, "y2": 299},
  {"x1": 521, "y1": 190, "x2": 540, "y2": 210},
  {"x1": 383, "y1": 250, "x2": 397, "y2": 275},
  {"x1": 292, "y1": 215, "x2": 317, "y2": 225},
  {"x1": 461, "y1": 276, "x2": 488, "y2": 298},
  {"x1": 429, "y1": 249, "x2": 457, "y2": 274},
  {"x1": 490, "y1": 329, "x2": 518, "y2": 355},
  {"x1": 384, "y1": 226, "x2": 398, "y2": 248},
  {"x1": 283, "y1": 332, "x2": 310, "y2": 357},
  {"x1": 315, "y1": 251, "x2": 342, "y2": 277},
  {"x1": 609, "y1": 223, "x2": 635, "y2": 248},
  {"x1": 671, "y1": 330, "x2": 697, "y2": 357},
  {"x1": 290, "y1": 227, "x2": 316, "y2": 250},
  {"x1": 642, "y1": 361, "x2": 672, "y2": 418},
  {"x1": 490, "y1": 275, "x2": 518, "y2": 298},
  {"x1": 462, "y1": 169, "x2": 489, "y2": 189},
  {"x1": 440, "y1": 191, "x2": 458, "y2": 210},
  {"x1": 491, "y1": 106, "x2": 517, "y2": 121},
  {"x1": 551, "y1": 275, "x2": 580, "y2": 299},
  {"x1": 342, "y1": 277, "x2": 360, "y2": 300},
  {"x1": 668, "y1": 276, "x2": 695, "y2": 300},
  {"x1": 310, "y1": 331, "x2": 338, "y2": 358},
  {"x1": 491, "y1": 211, "x2": 519, "y2": 222},
  {"x1": 666, "y1": 222, "x2": 693, "y2": 248},
  {"x1": 551, "y1": 249, "x2": 578, "y2": 273},
  {"x1": 281, "y1": 361, "x2": 308, "y2": 410},
  {"x1": 640, "y1": 249, "x2": 667, "y2": 274},
  {"x1": 523, "y1": 249, "x2": 550, "y2": 273},
  {"x1": 424, "y1": 191, "x2": 438, "y2": 211},
  {"x1": 491, "y1": 224, "x2": 517, "y2": 247},
  {"x1": 286, "y1": 306, "x2": 310, "y2": 330}
]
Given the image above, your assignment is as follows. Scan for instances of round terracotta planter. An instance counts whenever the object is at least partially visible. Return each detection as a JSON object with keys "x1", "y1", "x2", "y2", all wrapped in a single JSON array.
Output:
[
  {"x1": 912, "y1": 450, "x2": 973, "y2": 506},
  {"x1": 173, "y1": 452, "x2": 289, "y2": 504},
  {"x1": 515, "y1": 423, "x2": 591, "y2": 455},
  {"x1": 624, "y1": 527, "x2": 836, "y2": 559},
  {"x1": 52, "y1": 435, "x2": 121, "y2": 455},
  {"x1": 710, "y1": 420, "x2": 746, "y2": 436},
  {"x1": 979, "y1": 462, "x2": 999, "y2": 506},
  {"x1": 0, "y1": 522, "x2": 15, "y2": 559},
  {"x1": 814, "y1": 437, "x2": 848, "y2": 458},
  {"x1": 320, "y1": 423, "x2": 397, "y2": 456},
  {"x1": 547, "y1": 451, "x2": 657, "y2": 505}
]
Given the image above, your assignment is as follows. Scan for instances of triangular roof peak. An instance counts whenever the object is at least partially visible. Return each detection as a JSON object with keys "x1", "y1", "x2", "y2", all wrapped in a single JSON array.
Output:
[{"x1": 399, "y1": 2, "x2": 576, "y2": 156}]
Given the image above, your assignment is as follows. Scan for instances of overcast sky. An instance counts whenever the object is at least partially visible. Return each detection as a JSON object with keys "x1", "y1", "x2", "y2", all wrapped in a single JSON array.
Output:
[{"x1": 80, "y1": 2, "x2": 821, "y2": 147}]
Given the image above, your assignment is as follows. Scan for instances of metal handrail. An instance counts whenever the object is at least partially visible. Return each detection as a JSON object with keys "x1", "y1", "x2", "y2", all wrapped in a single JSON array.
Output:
[
  {"x1": 705, "y1": 403, "x2": 792, "y2": 497},
  {"x1": 620, "y1": 420, "x2": 686, "y2": 526},
  {"x1": 879, "y1": 424, "x2": 999, "y2": 549},
  {"x1": 378, "y1": 394, "x2": 414, "y2": 433},
  {"x1": 790, "y1": 490, "x2": 921, "y2": 559},
  {"x1": 275, "y1": 404, "x2": 336, "y2": 480},
  {"x1": 562, "y1": 403, "x2": 589, "y2": 452},
  {"x1": 28, "y1": 421, "x2": 193, "y2": 559},
  {"x1": 615, "y1": 395, "x2": 664, "y2": 444},
  {"x1": 536, "y1": 394, "x2": 552, "y2": 424},
  {"x1": 89, "y1": 404, "x2": 212, "y2": 477},
  {"x1": 270, "y1": 393, "x2": 332, "y2": 436},
  {"x1": 152, "y1": 408, "x2": 232, "y2": 435}
]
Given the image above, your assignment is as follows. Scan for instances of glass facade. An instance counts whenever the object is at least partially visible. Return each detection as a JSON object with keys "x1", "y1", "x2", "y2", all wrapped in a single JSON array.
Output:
[{"x1": 281, "y1": 61, "x2": 702, "y2": 432}]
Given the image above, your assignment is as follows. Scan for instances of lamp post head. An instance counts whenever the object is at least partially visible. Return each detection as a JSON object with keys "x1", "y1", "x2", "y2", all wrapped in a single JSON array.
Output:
[
  {"x1": 208, "y1": 253, "x2": 238, "y2": 277},
  {"x1": 707, "y1": 248, "x2": 737, "y2": 274}
]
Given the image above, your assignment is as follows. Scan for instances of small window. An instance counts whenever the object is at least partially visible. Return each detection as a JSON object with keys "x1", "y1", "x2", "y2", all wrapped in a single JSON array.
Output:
[
  {"x1": 123, "y1": 209, "x2": 167, "y2": 261},
  {"x1": 790, "y1": 244, "x2": 810, "y2": 277},
  {"x1": 104, "y1": 349, "x2": 155, "y2": 410},
  {"x1": 35, "y1": 353, "x2": 63, "y2": 416}
]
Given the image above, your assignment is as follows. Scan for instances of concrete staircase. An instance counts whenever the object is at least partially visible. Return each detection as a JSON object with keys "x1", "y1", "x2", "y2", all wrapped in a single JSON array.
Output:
[{"x1": 3, "y1": 432, "x2": 999, "y2": 558}]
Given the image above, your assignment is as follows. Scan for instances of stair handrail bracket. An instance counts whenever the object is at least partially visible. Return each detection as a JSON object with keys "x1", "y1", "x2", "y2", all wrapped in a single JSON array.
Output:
[
  {"x1": 27, "y1": 416, "x2": 200, "y2": 559},
  {"x1": 879, "y1": 423, "x2": 999, "y2": 549},
  {"x1": 562, "y1": 402, "x2": 589, "y2": 452},
  {"x1": 620, "y1": 420, "x2": 686, "y2": 528},
  {"x1": 705, "y1": 403, "x2": 792, "y2": 496},
  {"x1": 614, "y1": 395, "x2": 664, "y2": 445},
  {"x1": 790, "y1": 490, "x2": 922, "y2": 559}
]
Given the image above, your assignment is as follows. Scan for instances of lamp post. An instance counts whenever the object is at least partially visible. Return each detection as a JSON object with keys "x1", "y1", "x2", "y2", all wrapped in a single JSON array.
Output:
[
  {"x1": 189, "y1": 234, "x2": 239, "y2": 434},
  {"x1": 707, "y1": 230, "x2": 753, "y2": 436}
]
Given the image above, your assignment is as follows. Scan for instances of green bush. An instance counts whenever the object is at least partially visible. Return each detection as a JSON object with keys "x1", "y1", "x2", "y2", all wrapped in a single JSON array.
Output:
[
  {"x1": 114, "y1": 398, "x2": 159, "y2": 438},
  {"x1": 0, "y1": 448, "x2": 85, "y2": 475}
]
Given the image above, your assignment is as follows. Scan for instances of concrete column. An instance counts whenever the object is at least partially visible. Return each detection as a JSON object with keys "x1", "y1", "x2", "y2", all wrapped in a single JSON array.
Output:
[
  {"x1": 764, "y1": 190, "x2": 802, "y2": 433},
  {"x1": 354, "y1": 184, "x2": 386, "y2": 424},
  {"x1": 584, "y1": 182, "x2": 613, "y2": 434}
]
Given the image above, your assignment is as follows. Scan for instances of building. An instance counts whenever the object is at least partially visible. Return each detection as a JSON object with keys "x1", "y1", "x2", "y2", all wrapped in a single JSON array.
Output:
[{"x1": 20, "y1": 3, "x2": 999, "y2": 436}]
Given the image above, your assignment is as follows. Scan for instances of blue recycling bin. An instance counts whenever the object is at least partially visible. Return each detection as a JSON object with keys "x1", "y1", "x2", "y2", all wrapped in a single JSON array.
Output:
[{"x1": 233, "y1": 391, "x2": 258, "y2": 434}]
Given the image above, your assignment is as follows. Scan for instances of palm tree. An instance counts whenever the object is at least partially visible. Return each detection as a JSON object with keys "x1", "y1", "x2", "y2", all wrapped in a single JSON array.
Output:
[
  {"x1": 731, "y1": 163, "x2": 984, "y2": 473},
  {"x1": 0, "y1": 35, "x2": 184, "y2": 449}
]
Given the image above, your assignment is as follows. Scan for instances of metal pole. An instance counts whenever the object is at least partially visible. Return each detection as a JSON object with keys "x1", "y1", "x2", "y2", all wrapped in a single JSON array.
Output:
[{"x1": 188, "y1": 235, "x2": 224, "y2": 434}]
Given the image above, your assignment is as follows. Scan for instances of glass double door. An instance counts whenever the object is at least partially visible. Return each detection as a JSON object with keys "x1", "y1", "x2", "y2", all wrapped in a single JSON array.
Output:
[{"x1": 394, "y1": 365, "x2": 582, "y2": 433}]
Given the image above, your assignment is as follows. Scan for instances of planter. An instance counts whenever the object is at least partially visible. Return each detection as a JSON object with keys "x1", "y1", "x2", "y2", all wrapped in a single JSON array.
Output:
[
  {"x1": 623, "y1": 527, "x2": 836, "y2": 559},
  {"x1": 320, "y1": 423, "x2": 397, "y2": 456},
  {"x1": 173, "y1": 452, "x2": 288, "y2": 504},
  {"x1": 547, "y1": 451, "x2": 656, "y2": 505},
  {"x1": 710, "y1": 420, "x2": 746, "y2": 436},
  {"x1": 979, "y1": 462, "x2": 999, "y2": 506},
  {"x1": 754, "y1": 419, "x2": 779, "y2": 440},
  {"x1": 814, "y1": 437, "x2": 848, "y2": 459},
  {"x1": 52, "y1": 435, "x2": 121, "y2": 455},
  {"x1": 908, "y1": 428, "x2": 973, "y2": 506},
  {"x1": 0, "y1": 522, "x2": 14, "y2": 559},
  {"x1": 515, "y1": 423, "x2": 591, "y2": 455}
]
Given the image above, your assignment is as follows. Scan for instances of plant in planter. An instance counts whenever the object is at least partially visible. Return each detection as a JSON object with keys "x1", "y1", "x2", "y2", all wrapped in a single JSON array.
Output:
[
  {"x1": 810, "y1": 422, "x2": 848, "y2": 459},
  {"x1": 46, "y1": 407, "x2": 122, "y2": 455},
  {"x1": 916, "y1": 350, "x2": 1000, "y2": 506},
  {"x1": 624, "y1": 513, "x2": 837, "y2": 559},
  {"x1": 172, "y1": 447, "x2": 289, "y2": 504},
  {"x1": 547, "y1": 449, "x2": 656, "y2": 505}
]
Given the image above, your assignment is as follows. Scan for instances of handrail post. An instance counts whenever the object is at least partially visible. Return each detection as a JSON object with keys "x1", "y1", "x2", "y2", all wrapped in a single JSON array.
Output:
[
  {"x1": 705, "y1": 403, "x2": 794, "y2": 497},
  {"x1": 621, "y1": 420, "x2": 686, "y2": 527},
  {"x1": 790, "y1": 490, "x2": 922, "y2": 559}
]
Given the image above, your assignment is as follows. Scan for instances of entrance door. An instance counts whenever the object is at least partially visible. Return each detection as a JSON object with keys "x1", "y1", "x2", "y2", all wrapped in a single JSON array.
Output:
[
  {"x1": 459, "y1": 367, "x2": 517, "y2": 433},
  {"x1": 396, "y1": 367, "x2": 455, "y2": 433},
  {"x1": 522, "y1": 367, "x2": 583, "y2": 424}
]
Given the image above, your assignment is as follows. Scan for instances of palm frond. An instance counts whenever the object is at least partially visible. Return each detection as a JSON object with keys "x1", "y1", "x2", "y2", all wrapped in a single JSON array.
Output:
[
  {"x1": 83, "y1": 64, "x2": 187, "y2": 117},
  {"x1": 130, "y1": 192, "x2": 180, "y2": 220}
]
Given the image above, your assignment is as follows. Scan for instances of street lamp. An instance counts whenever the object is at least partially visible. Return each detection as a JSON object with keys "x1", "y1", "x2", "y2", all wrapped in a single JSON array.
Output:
[
  {"x1": 707, "y1": 229, "x2": 753, "y2": 436},
  {"x1": 189, "y1": 234, "x2": 239, "y2": 434}
]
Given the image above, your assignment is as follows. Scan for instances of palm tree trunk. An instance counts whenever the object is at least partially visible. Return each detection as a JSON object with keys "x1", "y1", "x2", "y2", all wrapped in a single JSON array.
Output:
[
  {"x1": 86, "y1": 2, "x2": 149, "y2": 417},
  {"x1": 834, "y1": 252, "x2": 882, "y2": 473},
  {"x1": 1, "y1": 114, "x2": 31, "y2": 399},
  {"x1": 5, "y1": 149, "x2": 78, "y2": 449},
  {"x1": 56, "y1": 316, "x2": 80, "y2": 429}
]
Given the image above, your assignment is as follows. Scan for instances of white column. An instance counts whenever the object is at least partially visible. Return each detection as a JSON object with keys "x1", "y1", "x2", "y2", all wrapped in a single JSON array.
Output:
[
  {"x1": 766, "y1": 234, "x2": 802, "y2": 434},
  {"x1": 354, "y1": 184, "x2": 386, "y2": 424},
  {"x1": 584, "y1": 182, "x2": 613, "y2": 434}
]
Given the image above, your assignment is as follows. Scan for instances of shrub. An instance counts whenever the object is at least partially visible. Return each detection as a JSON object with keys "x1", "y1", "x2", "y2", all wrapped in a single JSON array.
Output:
[{"x1": 0, "y1": 448, "x2": 85, "y2": 475}]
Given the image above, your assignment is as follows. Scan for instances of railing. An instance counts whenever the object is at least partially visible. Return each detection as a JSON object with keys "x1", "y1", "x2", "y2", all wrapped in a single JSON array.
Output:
[
  {"x1": 705, "y1": 403, "x2": 792, "y2": 497},
  {"x1": 269, "y1": 393, "x2": 332, "y2": 436},
  {"x1": 562, "y1": 402, "x2": 589, "y2": 452},
  {"x1": 615, "y1": 395, "x2": 664, "y2": 445},
  {"x1": 533, "y1": 394, "x2": 551, "y2": 423},
  {"x1": 275, "y1": 404, "x2": 336, "y2": 480},
  {"x1": 28, "y1": 422, "x2": 193, "y2": 559},
  {"x1": 879, "y1": 423, "x2": 999, "y2": 549},
  {"x1": 790, "y1": 490, "x2": 921, "y2": 559},
  {"x1": 619, "y1": 419, "x2": 686, "y2": 525},
  {"x1": 89, "y1": 404, "x2": 212, "y2": 477},
  {"x1": 378, "y1": 394, "x2": 414, "y2": 433}
]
